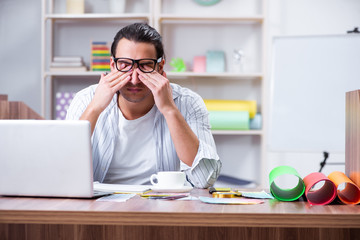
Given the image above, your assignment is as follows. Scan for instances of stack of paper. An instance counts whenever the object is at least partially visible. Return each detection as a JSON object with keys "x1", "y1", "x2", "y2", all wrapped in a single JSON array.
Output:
[
  {"x1": 93, "y1": 182, "x2": 151, "y2": 194},
  {"x1": 199, "y1": 196, "x2": 264, "y2": 205},
  {"x1": 50, "y1": 56, "x2": 87, "y2": 72}
]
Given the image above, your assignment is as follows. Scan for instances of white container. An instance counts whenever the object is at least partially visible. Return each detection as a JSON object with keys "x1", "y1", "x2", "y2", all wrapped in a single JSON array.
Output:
[
  {"x1": 109, "y1": 0, "x2": 126, "y2": 13},
  {"x1": 66, "y1": 0, "x2": 84, "y2": 14}
]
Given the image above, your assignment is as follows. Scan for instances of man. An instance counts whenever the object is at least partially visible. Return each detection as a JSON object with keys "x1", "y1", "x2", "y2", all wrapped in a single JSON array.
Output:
[{"x1": 66, "y1": 23, "x2": 221, "y2": 188}]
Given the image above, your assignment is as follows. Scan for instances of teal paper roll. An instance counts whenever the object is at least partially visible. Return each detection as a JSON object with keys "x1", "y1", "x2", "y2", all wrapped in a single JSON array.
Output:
[
  {"x1": 250, "y1": 113, "x2": 262, "y2": 129},
  {"x1": 208, "y1": 111, "x2": 249, "y2": 130},
  {"x1": 269, "y1": 166, "x2": 305, "y2": 201}
]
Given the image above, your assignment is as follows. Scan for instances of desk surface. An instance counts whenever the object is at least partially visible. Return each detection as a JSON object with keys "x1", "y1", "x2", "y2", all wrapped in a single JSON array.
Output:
[{"x1": 1, "y1": 189, "x2": 359, "y2": 228}]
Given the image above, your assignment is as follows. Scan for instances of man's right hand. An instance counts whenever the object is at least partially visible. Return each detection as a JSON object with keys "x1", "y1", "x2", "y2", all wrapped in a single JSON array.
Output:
[
  {"x1": 91, "y1": 69, "x2": 131, "y2": 112},
  {"x1": 80, "y1": 69, "x2": 131, "y2": 133}
]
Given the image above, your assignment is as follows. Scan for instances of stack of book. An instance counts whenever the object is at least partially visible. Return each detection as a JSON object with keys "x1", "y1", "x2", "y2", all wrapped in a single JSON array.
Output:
[
  {"x1": 91, "y1": 41, "x2": 111, "y2": 72},
  {"x1": 50, "y1": 56, "x2": 87, "y2": 72}
]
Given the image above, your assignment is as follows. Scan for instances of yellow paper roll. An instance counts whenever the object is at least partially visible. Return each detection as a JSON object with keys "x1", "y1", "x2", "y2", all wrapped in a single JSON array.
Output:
[{"x1": 204, "y1": 99, "x2": 257, "y2": 119}]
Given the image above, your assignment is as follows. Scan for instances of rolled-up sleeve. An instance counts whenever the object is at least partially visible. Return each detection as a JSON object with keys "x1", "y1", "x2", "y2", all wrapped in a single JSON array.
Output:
[{"x1": 177, "y1": 87, "x2": 222, "y2": 188}]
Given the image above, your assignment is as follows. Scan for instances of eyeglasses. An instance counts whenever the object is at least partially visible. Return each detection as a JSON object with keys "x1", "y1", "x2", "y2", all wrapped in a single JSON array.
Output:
[{"x1": 112, "y1": 57, "x2": 162, "y2": 73}]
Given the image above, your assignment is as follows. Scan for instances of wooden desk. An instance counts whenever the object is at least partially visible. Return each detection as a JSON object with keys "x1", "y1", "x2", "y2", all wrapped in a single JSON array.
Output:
[{"x1": 0, "y1": 189, "x2": 359, "y2": 240}]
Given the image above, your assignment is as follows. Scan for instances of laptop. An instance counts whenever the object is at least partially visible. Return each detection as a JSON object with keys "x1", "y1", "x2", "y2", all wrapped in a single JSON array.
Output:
[{"x1": 0, "y1": 120, "x2": 111, "y2": 198}]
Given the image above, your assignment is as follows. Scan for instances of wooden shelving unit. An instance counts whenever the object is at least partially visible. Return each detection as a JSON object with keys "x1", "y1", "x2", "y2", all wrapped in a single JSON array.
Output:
[
  {"x1": 41, "y1": 0, "x2": 267, "y2": 187},
  {"x1": 153, "y1": 0, "x2": 267, "y2": 186}
]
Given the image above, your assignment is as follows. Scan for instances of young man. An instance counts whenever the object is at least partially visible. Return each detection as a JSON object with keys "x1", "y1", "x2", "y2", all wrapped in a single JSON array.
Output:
[{"x1": 66, "y1": 23, "x2": 221, "y2": 188}]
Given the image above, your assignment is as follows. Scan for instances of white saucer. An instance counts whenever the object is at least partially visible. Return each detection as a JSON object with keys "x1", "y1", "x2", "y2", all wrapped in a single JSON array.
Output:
[{"x1": 151, "y1": 186, "x2": 193, "y2": 193}]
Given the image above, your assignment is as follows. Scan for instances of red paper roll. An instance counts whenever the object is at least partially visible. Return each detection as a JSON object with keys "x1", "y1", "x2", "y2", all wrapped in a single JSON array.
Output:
[{"x1": 303, "y1": 172, "x2": 336, "y2": 205}]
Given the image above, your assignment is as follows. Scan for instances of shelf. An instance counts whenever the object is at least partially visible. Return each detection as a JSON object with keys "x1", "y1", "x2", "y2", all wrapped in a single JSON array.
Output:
[
  {"x1": 45, "y1": 71, "x2": 263, "y2": 79},
  {"x1": 44, "y1": 13, "x2": 150, "y2": 21},
  {"x1": 167, "y1": 72, "x2": 263, "y2": 79},
  {"x1": 159, "y1": 14, "x2": 264, "y2": 23},
  {"x1": 45, "y1": 71, "x2": 102, "y2": 77},
  {"x1": 211, "y1": 130, "x2": 263, "y2": 136}
]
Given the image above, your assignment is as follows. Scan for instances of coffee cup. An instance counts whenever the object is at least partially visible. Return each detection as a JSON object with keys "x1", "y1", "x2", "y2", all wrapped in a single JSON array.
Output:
[{"x1": 150, "y1": 171, "x2": 186, "y2": 188}]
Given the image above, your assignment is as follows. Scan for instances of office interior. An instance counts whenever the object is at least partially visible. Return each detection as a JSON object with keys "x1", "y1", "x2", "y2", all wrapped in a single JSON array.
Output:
[{"x1": 1, "y1": 0, "x2": 360, "y2": 188}]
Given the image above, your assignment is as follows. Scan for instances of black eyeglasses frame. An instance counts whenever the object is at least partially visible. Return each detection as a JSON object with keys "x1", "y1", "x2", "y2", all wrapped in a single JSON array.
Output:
[{"x1": 112, "y1": 57, "x2": 163, "y2": 73}]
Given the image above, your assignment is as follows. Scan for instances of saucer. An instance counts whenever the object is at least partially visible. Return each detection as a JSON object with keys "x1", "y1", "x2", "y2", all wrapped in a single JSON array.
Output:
[{"x1": 151, "y1": 185, "x2": 193, "y2": 193}]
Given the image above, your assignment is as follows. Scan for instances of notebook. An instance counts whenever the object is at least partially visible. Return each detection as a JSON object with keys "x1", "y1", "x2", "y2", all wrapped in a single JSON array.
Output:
[{"x1": 0, "y1": 120, "x2": 111, "y2": 198}]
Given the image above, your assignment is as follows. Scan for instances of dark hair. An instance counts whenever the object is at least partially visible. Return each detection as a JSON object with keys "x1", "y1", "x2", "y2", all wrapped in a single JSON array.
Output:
[{"x1": 111, "y1": 22, "x2": 164, "y2": 59}]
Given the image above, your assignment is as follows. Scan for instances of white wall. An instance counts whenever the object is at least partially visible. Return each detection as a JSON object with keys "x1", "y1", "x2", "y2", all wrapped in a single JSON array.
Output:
[
  {"x1": 268, "y1": 0, "x2": 360, "y2": 36},
  {"x1": 0, "y1": 0, "x2": 41, "y2": 112},
  {"x1": 266, "y1": 0, "x2": 360, "y2": 185}
]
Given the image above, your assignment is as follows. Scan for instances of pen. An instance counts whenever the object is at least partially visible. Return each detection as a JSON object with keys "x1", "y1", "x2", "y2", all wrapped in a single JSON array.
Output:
[
  {"x1": 144, "y1": 195, "x2": 188, "y2": 200},
  {"x1": 208, "y1": 187, "x2": 232, "y2": 194}
]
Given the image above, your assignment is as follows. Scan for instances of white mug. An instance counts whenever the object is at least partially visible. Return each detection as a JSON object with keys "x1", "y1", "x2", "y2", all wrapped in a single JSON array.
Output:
[{"x1": 150, "y1": 171, "x2": 186, "y2": 188}]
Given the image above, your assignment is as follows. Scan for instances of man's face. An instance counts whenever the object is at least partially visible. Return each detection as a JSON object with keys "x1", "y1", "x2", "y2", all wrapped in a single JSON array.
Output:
[{"x1": 111, "y1": 38, "x2": 162, "y2": 103}]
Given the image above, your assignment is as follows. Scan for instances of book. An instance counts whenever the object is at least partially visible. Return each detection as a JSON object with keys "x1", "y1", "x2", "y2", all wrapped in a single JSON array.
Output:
[
  {"x1": 93, "y1": 182, "x2": 152, "y2": 194},
  {"x1": 49, "y1": 66, "x2": 87, "y2": 72},
  {"x1": 53, "y1": 56, "x2": 83, "y2": 62},
  {"x1": 50, "y1": 62, "x2": 84, "y2": 67}
]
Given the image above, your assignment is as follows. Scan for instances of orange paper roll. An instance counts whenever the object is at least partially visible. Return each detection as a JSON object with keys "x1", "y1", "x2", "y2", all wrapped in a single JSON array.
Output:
[
  {"x1": 303, "y1": 172, "x2": 336, "y2": 205},
  {"x1": 328, "y1": 171, "x2": 360, "y2": 205}
]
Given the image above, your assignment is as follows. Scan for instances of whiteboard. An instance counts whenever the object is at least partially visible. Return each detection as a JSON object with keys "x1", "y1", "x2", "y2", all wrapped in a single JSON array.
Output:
[{"x1": 268, "y1": 35, "x2": 360, "y2": 152}]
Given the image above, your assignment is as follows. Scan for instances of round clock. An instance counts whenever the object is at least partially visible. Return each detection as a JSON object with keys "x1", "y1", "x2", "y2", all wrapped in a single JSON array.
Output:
[{"x1": 194, "y1": 0, "x2": 221, "y2": 6}]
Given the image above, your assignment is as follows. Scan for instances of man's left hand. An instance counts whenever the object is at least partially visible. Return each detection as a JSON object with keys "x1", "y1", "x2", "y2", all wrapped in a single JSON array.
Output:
[{"x1": 136, "y1": 68, "x2": 177, "y2": 116}]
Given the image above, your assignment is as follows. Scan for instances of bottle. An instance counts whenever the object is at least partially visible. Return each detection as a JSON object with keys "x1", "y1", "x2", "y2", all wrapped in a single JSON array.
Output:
[
  {"x1": 109, "y1": 0, "x2": 126, "y2": 13},
  {"x1": 232, "y1": 49, "x2": 244, "y2": 73}
]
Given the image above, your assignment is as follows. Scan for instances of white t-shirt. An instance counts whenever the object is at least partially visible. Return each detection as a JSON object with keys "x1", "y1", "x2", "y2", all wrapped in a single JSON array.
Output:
[{"x1": 104, "y1": 106, "x2": 157, "y2": 185}]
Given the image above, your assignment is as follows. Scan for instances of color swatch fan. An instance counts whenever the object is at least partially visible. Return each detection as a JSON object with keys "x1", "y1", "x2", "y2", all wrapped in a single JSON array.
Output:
[{"x1": 91, "y1": 41, "x2": 111, "y2": 72}]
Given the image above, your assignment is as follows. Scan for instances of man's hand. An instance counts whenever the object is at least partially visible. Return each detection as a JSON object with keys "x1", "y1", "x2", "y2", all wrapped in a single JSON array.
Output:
[
  {"x1": 136, "y1": 68, "x2": 177, "y2": 116},
  {"x1": 80, "y1": 68, "x2": 131, "y2": 133},
  {"x1": 91, "y1": 69, "x2": 132, "y2": 113}
]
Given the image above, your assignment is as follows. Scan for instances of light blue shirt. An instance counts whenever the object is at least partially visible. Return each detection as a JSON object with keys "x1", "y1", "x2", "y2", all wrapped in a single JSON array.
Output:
[{"x1": 66, "y1": 83, "x2": 221, "y2": 188}]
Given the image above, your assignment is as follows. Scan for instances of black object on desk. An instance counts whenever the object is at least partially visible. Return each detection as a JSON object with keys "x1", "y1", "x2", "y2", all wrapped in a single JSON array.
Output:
[
  {"x1": 319, "y1": 151, "x2": 329, "y2": 172},
  {"x1": 347, "y1": 27, "x2": 359, "y2": 34}
]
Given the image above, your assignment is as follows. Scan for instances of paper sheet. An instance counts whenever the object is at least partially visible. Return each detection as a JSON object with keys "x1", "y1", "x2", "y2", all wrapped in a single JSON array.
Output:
[
  {"x1": 93, "y1": 182, "x2": 151, "y2": 194},
  {"x1": 240, "y1": 190, "x2": 274, "y2": 199},
  {"x1": 96, "y1": 194, "x2": 136, "y2": 202},
  {"x1": 199, "y1": 196, "x2": 264, "y2": 205}
]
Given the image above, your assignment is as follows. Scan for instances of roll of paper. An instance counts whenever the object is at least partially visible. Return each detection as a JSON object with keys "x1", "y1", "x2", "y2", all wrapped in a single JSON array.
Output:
[
  {"x1": 303, "y1": 172, "x2": 336, "y2": 205},
  {"x1": 208, "y1": 111, "x2": 249, "y2": 130},
  {"x1": 328, "y1": 171, "x2": 360, "y2": 205},
  {"x1": 269, "y1": 166, "x2": 305, "y2": 201},
  {"x1": 204, "y1": 99, "x2": 257, "y2": 119},
  {"x1": 250, "y1": 113, "x2": 262, "y2": 129}
]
